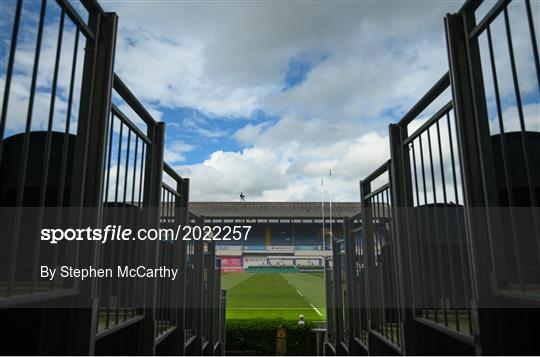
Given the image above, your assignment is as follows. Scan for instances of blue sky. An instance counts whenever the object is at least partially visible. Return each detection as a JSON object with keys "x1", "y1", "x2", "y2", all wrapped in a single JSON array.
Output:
[
  {"x1": 1, "y1": 0, "x2": 538, "y2": 201},
  {"x1": 159, "y1": 50, "x2": 326, "y2": 164}
]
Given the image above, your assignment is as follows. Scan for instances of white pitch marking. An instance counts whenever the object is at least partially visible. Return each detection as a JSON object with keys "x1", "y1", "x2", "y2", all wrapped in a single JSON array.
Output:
[
  {"x1": 310, "y1": 303, "x2": 323, "y2": 316},
  {"x1": 281, "y1": 274, "x2": 292, "y2": 285},
  {"x1": 229, "y1": 307, "x2": 311, "y2": 310},
  {"x1": 296, "y1": 289, "x2": 304, "y2": 297}
]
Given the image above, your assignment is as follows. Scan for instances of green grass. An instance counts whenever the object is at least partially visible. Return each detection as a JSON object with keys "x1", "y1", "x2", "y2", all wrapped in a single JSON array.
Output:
[
  {"x1": 221, "y1": 272, "x2": 254, "y2": 290},
  {"x1": 222, "y1": 272, "x2": 326, "y2": 321}
]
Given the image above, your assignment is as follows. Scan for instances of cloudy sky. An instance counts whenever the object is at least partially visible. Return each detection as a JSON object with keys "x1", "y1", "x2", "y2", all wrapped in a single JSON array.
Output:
[
  {"x1": 2, "y1": 0, "x2": 538, "y2": 202},
  {"x1": 100, "y1": 0, "x2": 463, "y2": 202}
]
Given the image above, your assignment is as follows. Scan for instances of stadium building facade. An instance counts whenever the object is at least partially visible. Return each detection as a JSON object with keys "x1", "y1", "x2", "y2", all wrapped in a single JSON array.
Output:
[{"x1": 190, "y1": 202, "x2": 361, "y2": 272}]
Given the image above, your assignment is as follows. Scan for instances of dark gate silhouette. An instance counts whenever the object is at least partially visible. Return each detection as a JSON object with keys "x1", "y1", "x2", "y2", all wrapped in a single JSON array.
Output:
[{"x1": 0, "y1": 0, "x2": 225, "y2": 355}]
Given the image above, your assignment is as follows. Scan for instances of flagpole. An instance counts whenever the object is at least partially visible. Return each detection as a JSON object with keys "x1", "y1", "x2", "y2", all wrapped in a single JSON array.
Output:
[
  {"x1": 321, "y1": 178, "x2": 326, "y2": 279},
  {"x1": 321, "y1": 178, "x2": 326, "y2": 249},
  {"x1": 329, "y1": 169, "x2": 332, "y2": 252}
]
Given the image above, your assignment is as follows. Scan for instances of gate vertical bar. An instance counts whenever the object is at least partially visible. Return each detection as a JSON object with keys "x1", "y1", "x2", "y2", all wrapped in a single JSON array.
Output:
[
  {"x1": 331, "y1": 237, "x2": 346, "y2": 355},
  {"x1": 445, "y1": 10, "x2": 504, "y2": 355},
  {"x1": 389, "y1": 124, "x2": 423, "y2": 354},
  {"x1": 138, "y1": 122, "x2": 165, "y2": 355},
  {"x1": 324, "y1": 256, "x2": 336, "y2": 355},
  {"x1": 175, "y1": 178, "x2": 189, "y2": 354},
  {"x1": 359, "y1": 180, "x2": 377, "y2": 354},
  {"x1": 206, "y1": 242, "x2": 216, "y2": 354},
  {"x1": 343, "y1": 218, "x2": 361, "y2": 354},
  {"x1": 192, "y1": 215, "x2": 205, "y2": 354},
  {"x1": 67, "y1": 10, "x2": 118, "y2": 356}
]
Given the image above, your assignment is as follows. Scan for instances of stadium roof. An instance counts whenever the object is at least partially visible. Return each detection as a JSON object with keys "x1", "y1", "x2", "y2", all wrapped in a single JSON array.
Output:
[{"x1": 189, "y1": 202, "x2": 361, "y2": 220}]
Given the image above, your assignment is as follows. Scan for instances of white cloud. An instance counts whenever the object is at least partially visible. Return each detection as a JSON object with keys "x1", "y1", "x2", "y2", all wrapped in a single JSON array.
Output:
[
  {"x1": 103, "y1": 0, "x2": 458, "y2": 121},
  {"x1": 112, "y1": 26, "x2": 272, "y2": 118},
  {"x1": 182, "y1": 113, "x2": 230, "y2": 138},
  {"x1": 98, "y1": 0, "x2": 469, "y2": 202},
  {"x1": 177, "y1": 125, "x2": 390, "y2": 201},
  {"x1": 5, "y1": 0, "x2": 537, "y2": 202},
  {"x1": 164, "y1": 141, "x2": 194, "y2": 164},
  {"x1": 177, "y1": 147, "x2": 291, "y2": 201}
]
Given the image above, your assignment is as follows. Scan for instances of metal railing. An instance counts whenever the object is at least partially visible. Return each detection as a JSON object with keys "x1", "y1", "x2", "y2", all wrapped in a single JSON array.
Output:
[
  {"x1": 465, "y1": 0, "x2": 540, "y2": 297},
  {"x1": 348, "y1": 215, "x2": 369, "y2": 348},
  {"x1": 323, "y1": 257, "x2": 336, "y2": 354},
  {"x1": 326, "y1": 0, "x2": 540, "y2": 355},
  {"x1": 392, "y1": 73, "x2": 474, "y2": 338},
  {"x1": 361, "y1": 161, "x2": 403, "y2": 352},
  {"x1": 0, "y1": 0, "x2": 225, "y2": 355},
  {"x1": 95, "y1": 74, "x2": 156, "y2": 335},
  {"x1": 0, "y1": 0, "x2": 95, "y2": 302}
]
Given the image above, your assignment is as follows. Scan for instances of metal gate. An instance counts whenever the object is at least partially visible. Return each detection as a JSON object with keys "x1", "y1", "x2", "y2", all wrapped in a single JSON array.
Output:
[
  {"x1": 326, "y1": 0, "x2": 540, "y2": 355},
  {"x1": 0, "y1": 0, "x2": 225, "y2": 355}
]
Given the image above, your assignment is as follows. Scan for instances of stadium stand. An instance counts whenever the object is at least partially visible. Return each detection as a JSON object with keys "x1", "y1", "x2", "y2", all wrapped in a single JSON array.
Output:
[{"x1": 190, "y1": 202, "x2": 358, "y2": 270}]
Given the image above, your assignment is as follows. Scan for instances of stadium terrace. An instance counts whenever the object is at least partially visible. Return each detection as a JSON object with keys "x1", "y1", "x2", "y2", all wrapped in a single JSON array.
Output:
[{"x1": 189, "y1": 202, "x2": 362, "y2": 272}]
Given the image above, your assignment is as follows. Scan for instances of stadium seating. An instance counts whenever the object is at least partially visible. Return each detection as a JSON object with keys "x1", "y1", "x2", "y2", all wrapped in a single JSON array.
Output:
[{"x1": 213, "y1": 223, "x2": 337, "y2": 260}]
